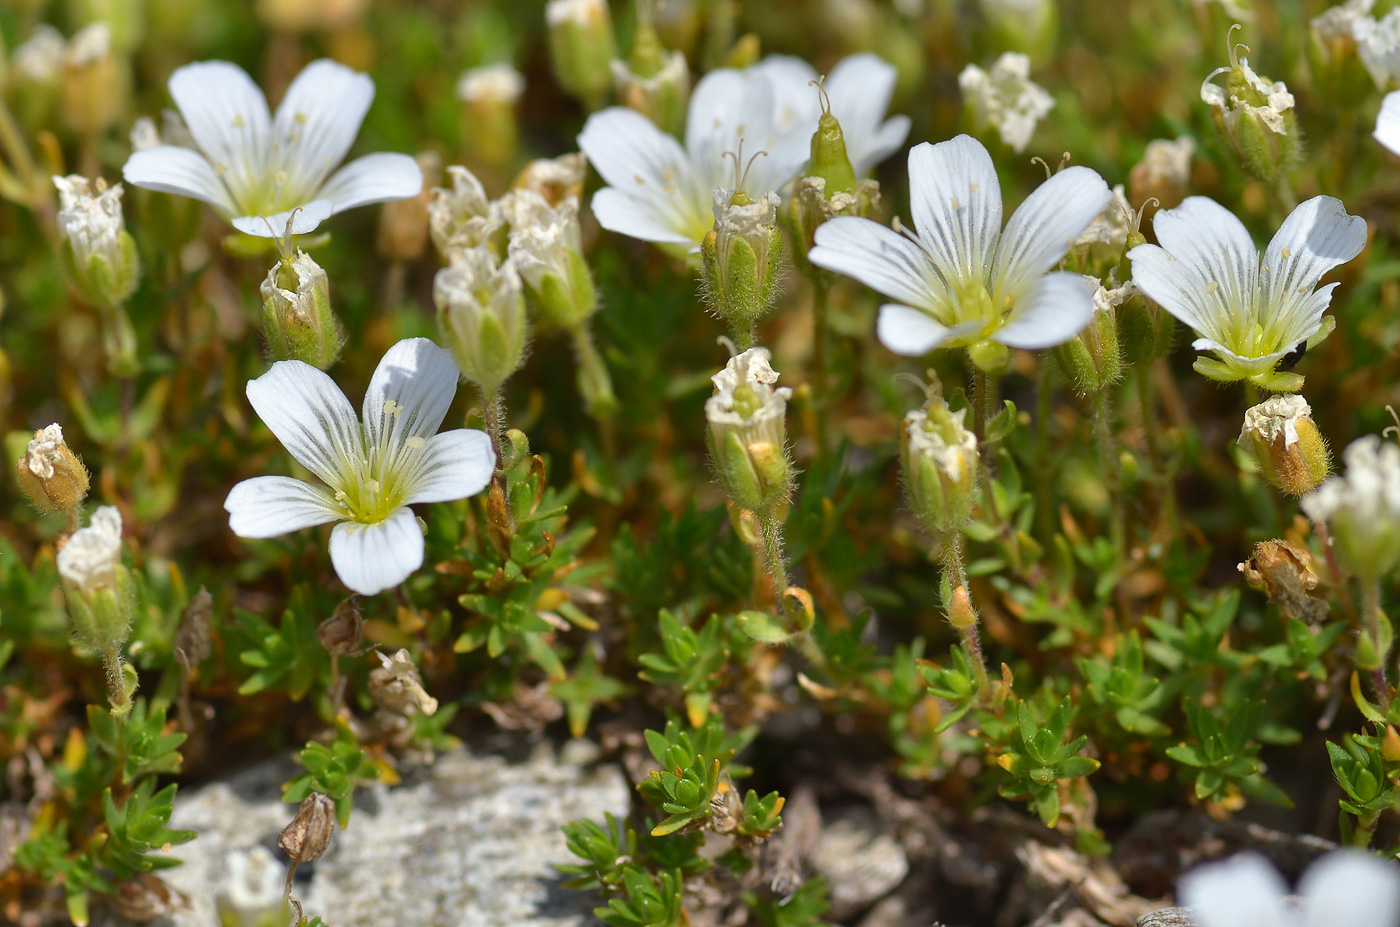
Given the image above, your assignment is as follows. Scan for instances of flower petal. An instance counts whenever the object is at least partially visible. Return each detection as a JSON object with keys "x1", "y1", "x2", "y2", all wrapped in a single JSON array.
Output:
[
  {"x1": 993, "y1": 271, "x2": 1096, "y2": 349},
  {"x1": 403, "y1": 429, "x2": 495, "y2": 505},
  {"x1": 316, "y1": 152, "x2": 424, "y2": 214},
  {"x1": 1260, "y1": 195, "x2": 1366, "y2": 347},
  {"x1": 907, "y1": 136, "x2": 1003, "y2": 290},
  {"x1": 810, "y1": 215, "x2": 948, "y2": 312},
  {"x1": 362, "y1": 338, "x2": 461, "y2": 454},
  {"x1": 246, "y1": 359, "x2": 362, "y2": 491},
  {"x1": 122, "y1": 146, "x2": 237, "y2": 214},
  {"x1": 328, "y1": 506, "x2": 424, "y2": 596},
  {"x1": 876, "y1": 305, "x2": 965, "y2": 355},
  {"x1": 1299, "y1": 849, "x2": 1400, "y2": 927},
  {"x1": 578, "y1": 108, "x2": 707, "y2": 243},
  {"x1": 1376, "y1": 90, "x2": 1400, "y2": 156},
  {"x1": 272, "y1": 59, "x2": 375, "y2": 198},
  {"x1": 750, "y1": 55, "x2": 818, "y2": 136},
  {"x1": 825, "y1": 54, "x2": 909, "y2": 175},
  {"x1": 687, "y1": 67, "x2": 807, "y2": 193},
  {"x1": 589, "y1": 187, "x2": 696, "y2": 246},
  {"x1": 1140, "y1": 195, "x2": 1258, "y2": 340},
  {"x1": 168, "y1": 60, "x2": 272, "y2": 212},
  {"x1": 225, "y1": 475, "x2": 343, "y2": 538},
  {"x1": 994, "y1": 165, "x2": 1112, "y2": 300},
  {"x1": 231, "y1": 198, "x2": 334, "y2": 237},
  {"x1": 1177, "y1": 852, "x2": 1289, "y2": 927},
  {"x1": 1125, "y1": 243, "x2": 1215, "y2": 337}
]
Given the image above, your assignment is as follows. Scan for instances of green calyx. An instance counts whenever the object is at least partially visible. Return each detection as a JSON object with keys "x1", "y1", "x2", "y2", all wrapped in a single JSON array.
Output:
[{"x1": 808, "y1": 112, "x2": 856, "y2": 195}]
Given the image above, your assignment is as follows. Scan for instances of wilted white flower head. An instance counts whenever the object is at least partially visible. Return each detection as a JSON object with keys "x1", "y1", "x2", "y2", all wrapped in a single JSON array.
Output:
[
  {"x1": 56, "y1": 506, "x2": 123, "y2": 593},
  {"x1": 505, "y1": 192, "x2": 581, "y2": 285},
  {"x1": 958, "y1": 52, "x2": 1054, "y2": 153},
  {"x1": 1354, "y1": 6, "x2": 1400, "y2": 89},
  {"x1": 1128, "y1": 195, "x2": 1366, "y2": 389},
  {"x1": 906, "y1": 406, "x2": 978, "y2": 484},
  {"x1": 22, "y1": 424, "x2": 67, "y2": 480},
  {"x1": 808, "y1": 134, "x2": 1112, "y2": 362},
  {"x1": 706, "y1": 348, "x2": 792, "y2": 450},
  {"x1": 1302, "y1": 435, "x2": 1400, "y2": 582},
  {"x1": 429, "y1": 165, "x2": 503, "y2": 261},
  {"x1": 53, "y1": 175, "x2": 126, "y2": 268},
  {"x1": 1201, "y1": 46, "x2": 1296, "y2": 141},
  {"x1": 12, "y1": 24, "x2": 65, "y2": 82},
  {"x1": 750, "y1": 53, "x2": 911, "y2": 177},
  {"x1": 1178, "y1": 850, "x2": 1400, "y2": 927},
  {"x1": 1074, "y1": 184, "x2": 1132, "y2": 264},
  {"x1": 1239, "y1": 393, "x2": 1313, "y2": 450},
  {"x1": 455, "y1": 62, "x2": 525, "y2": 104},
  {"x1": 371, "y1": 648, "x2": 438, "y2": 715},
  {"x1": 63, "y1": 22, "x2": 110, "y2": 67},
  {"x1": 123, "y1": 58, "x2": 423, "y2": 237},
  {"x1": 225, "y1": 338, "x2": 495, "y2": 596},
  {"x1": 577, "y1": 58, "x2": 814, "y2": 254}
]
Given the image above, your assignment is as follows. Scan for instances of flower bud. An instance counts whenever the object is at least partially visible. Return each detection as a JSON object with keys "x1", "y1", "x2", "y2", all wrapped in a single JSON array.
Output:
[
  {"x1": 261, "y1": 250, "x2": 342, "y2": 370},
  {"x1": 278, "y1": 793, "x2": 336, "y2": 865},
  {"x1": 1239, "y1": 394, "x2": 1330, "y2": 497},
  {"x1": 429, "y1": 165, "x2": 505, "y2": 263},
  {"x1": 15, "y1": 423, "x2": 90, "y2": 515},
  {"x1": 901, "y1": 399, "x2": 979, "y2": 534},
  {"x1": 54, "y1": 175, "x2": 140, "y2": 309},
  {"x1": 1384, "y1": 725, "x2": 1400, "y2": 764},
  {"x1": 456, "y1": 63, "x2": 524, "y2": 169},
  {"x1": 216, "y1": 847, "x2": 289, "y2": 927},
  {"x1": 1201, "y1": 38, "x2": 1301, "y2": 184},
  {"x1": 948, "y1": 584, "x2": 978, "y2": 630},
  {"x1": 702, "y1": 188, "x2": 783, "y2": 334},
  {"x1": 10, "y1": 25, "x2": 64, "y2": 127},
  {"x1": 57, "y1": 506, "x2": 132, "y2": 653},
  {"x1": 612, "y1": 23, "x2": 690, "y2": 136},
  {"x1": 1302, "y1": 436, "x2": 1400, "y2": 585},
  {"x1": 546, "y1": 0, "x2": 617, "y2": 109},
  {"x1": 1127, "y1": 137, "x2": 1195, "y2": 212},
  {"x1": 958, "y1": 52, "x2": 1053, "y2": 153},
  {"x1": 433, "y1": 249, "x2": 528, "y2": 394},
  {"x1": 317, "y1": 597, "x2": 364, "y2": 656},
  {"x1": 978, "y1": 0, "x2": 1059, "y2": 64},
  {"x1": 512, "y1": 153, "x2": 586, "y2": 208},
  {"x1": 368, "y1": 648, "x2": 438, "y2": 716},
  {"x1": 1308, "y1": 0, "x2": 1374, "y2": 106},
  {"x1": 705, "y1": 348, "x2": 794, "y2": 512},
  {"x1": 60, "y1": 23, "x2": 121, "y2": 137},
  {"x1": 504, "y1": 191, "x2": 598, "y2": 330},
  {"x1": 1052, "y1": 278, "x2": 1123, "y2": 395},
  {"x1": 1116, "y1": 283, "x2": 1173, "y2": 366},
  {"x1": 377, "y1": 151, "x2": 438, "y2": 263}
]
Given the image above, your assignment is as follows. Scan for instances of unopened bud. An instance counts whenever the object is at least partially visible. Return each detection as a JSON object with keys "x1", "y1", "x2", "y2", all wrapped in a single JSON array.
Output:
[
  {"x1": 54, "y1": 175, "x2": 140, "y2": 309},
  {"x1": 546, "y1": 0, "x2": 617, "y2": 108},
  {"x1": 456, "y1": 63, "x2": 524, "y2": 169},
  {"x1": 1239, "y1": 394, "x2": 1330, "y2": 497},
  {"x1": 433, "y1": 249, "x2": 529, "y2": 394},
  {"x1": 1384, "y1": 725, "x2": 1400, "y2": 763},
  {"x1": 1053, "y1": 278, "x2": 1123, "y2": 395},
  {"x1": 16, "y1": 423, "x2": 89, "y2": 515},
  {"x1": 958, "y1": 52, "x2": 1053, "y2": 153},
  {"x1": 512, "y1": 153, "x2": 586, "y2": 208},
  {"x1": 11, "y1": 25, "x2": 64, "y2": 127},
  {"x1": 368, "y1": 648, "x2": 439, "y2": 716},
  {"x1": 216, "y1": 847, "x2": 289, "y2": 927},
  {"x1": 901, "y1": 399, "x2": 979, "y2": 534},
  {"x1": 702, "y1": 188, "x2": 783, "y2": 333},
  {"x1": 377, "y1": 151, "x2": 438, "y2": 263},
  {"x1": 612, "y1": 23, "x2": 689, "y2": 135},
  {"x1": 278, "y1": 793, "x2": 336, "y2": 864},
  {"x1": 317, "y1": 597, "x2": 364, "y2": 656},
  {"x1": 58, "y1": 506, "x2": 132, "y2": 652},
  {"x1": 60, "y1": 23, "x2": 120, "y2": 137},
  {"x1": 948, "y1": 584, "x2": 978, "y2": 630},
  {"x1": 1116, "y1": 285, "x2": 1173, "y2": 366},
  {"x1": 1127, "y1": 137, "x2": 1195, "y2": 212},
  {"x1": 504, "y1": 192, "x2": 598, "y2": 330},
  {"x1": 261, "y1": 250, "x2": 342, "y2": 370},
  {"x1": 1202, "y1": 35, "x2": 1301, "y2": 184},
  {"x1": 706, "y1": 348, "x2": 794, "y2": 511}
]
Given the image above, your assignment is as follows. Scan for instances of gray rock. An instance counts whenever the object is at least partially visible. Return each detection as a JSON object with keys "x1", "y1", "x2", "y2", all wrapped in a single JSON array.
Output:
[
  {"x1": 809, "y1": 809, "x2": 910, "y2": 919},
  {"x1": 108, "y1": 739, "x2": 630, "y2": 927}
]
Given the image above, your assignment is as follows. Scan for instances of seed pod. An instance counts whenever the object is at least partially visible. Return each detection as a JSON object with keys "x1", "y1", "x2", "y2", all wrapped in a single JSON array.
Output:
[{"x1": 278, "y1": 793, "x2": 336, "y2": 865}]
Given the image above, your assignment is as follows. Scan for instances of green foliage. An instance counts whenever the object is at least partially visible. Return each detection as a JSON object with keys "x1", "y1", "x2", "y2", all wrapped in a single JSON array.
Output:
[
  {"x1": 283, "y1": 724, "x2": 379, "y2": 828},
  {"x1": 996, "y1": 698, "x2": 1101, "y2": 827}
]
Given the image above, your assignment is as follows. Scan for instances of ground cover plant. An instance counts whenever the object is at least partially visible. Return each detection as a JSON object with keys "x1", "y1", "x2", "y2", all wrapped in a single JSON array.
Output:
[{"x1": 9, "y1": 0, "x2": 1400, "y2": 924}]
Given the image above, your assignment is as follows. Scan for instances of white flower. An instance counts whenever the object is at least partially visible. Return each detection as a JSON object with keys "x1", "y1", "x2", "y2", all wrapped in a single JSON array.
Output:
[
  {"x1": 63, "y1": 23, "x2": 110, "y2": 67},
  {"x1": 22, "y1": 424, "x2": 66, "y2": 479},
  {"x1": 12, "y1": 24, "x2": 65, "y2": 82},
  {"x1": 122, "y1": 58, "x2": 423, "y2": 238},
  {"x1": 455, "y1": 62, "x2": 525, "y2": 104},
  {"x1": 1239, "y1": 393, "x2": 1312, "y2": 450},
  {"x1": 808, "y1": 134, "x2": 1112, "y2": 356},
  {"x1": 1127, "y1": 195, "x2": 1366, "y2": 387},
  {"x1": 705, "y1": 347, "x2": 792, "y2": 450},
  {"x1": 56, "y1": 506, "x2": 123, "y2": 593},
  {"x1": 224, "y1": 338, "x2": 495, "y2": 596},
  {"x1": 1354, "y1": 6, "x2": 1400, "y2": 89},
  {"x1": 1301, "y1": 435, "x2": 1400, "y2": 581},
  {"x1": 958, "y1": 53, "x2": 1054, "y2": 153},
  {"x1": 429, "y1": 165, "x2": 503, "y2": 261},
  {"x1": 1074, "y1": 183, "x2": 1131, "y2": 256},
  {"x1": 1375, "y1": 90, "x2": 1400, "y2": 155},
  {"x1": 1201, "y1": 54, "x2": 1295, "y2": 137},
  {"x1": 505, "y1": 191, "x2": 581, "y2": 285},
  {"x1": 750, "y1": 53, "x2": 911, "y2": 177},
  {"x1": 905, "y1": 405, "x2": 977, "y2": 483},
  {"x1": 577, "y1": 60, "x2": 811, "y2": 254},
  {"x1": 1178, "y1": 850, "x2": 1400, "y2": 927},
  {"x1": 53, "y1": 175, "x2": 126, "y2": 269}
]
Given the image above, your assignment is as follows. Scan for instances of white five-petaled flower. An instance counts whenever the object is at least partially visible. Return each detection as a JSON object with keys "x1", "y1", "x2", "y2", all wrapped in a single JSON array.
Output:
[
  {"x1": 53, "y1": 175, "x2": 126, "y2": 268},
  {"x1": 578, "y1": 60, "x2": 808, "y2": 255},
  {"x1": 807, "y1": 134, "x2": 1112, "y2": 357},
  {"x1": 1127, "y1": 194, "x2": 1366, "y2": 388},
  {"x1": 1301, "y1": 435, "x2": 1400, "y2": 583},
  {"x1": 958, "y1": 52, "x2": 1055, "y2": 154},
  {"x1": 224, "y1": 338, "x2": 495, "y2": 596},
  {"x1": 122, "y1": 58, "x2": 423, "y2": 238},
  {"x1": 1178, "y1": 850, "x2": 1400, "y2": 927}
]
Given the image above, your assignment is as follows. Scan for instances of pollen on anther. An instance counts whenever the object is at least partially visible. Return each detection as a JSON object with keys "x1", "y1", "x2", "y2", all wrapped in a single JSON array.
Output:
[
  {"x1": 383, "y1": 400, "x2": 400, "y2": 416},
  {"x1": 365, "y1": 479, "x2": 381, "y2": 493},
  {"x1": 275, "y1": 170, "x2": 288, "y2": 185},
  {"x1": 969, "y1": 183, "x2": 979, "y2": 192},
  {"x1": 215, "y1": 163, "x2": 229, "y2": 174},
  {"x1": 1206, "y1": 281, "x2": 1219, "y2": 294},
  {"x1": 232, "y1": 114, "x2": 246, "y2": 129},
  {"x1": 950, "y1": 196, "x2": 960, "y2": 210},
  {"x1": 295, "y1": 112, "x2": 308, "y2": 126},
  {"x1": 634, "y1": 174, "x2": 646, "y2": 185},
  {"x1": 1282, "y1": 247, "x2": 1292, "y2": 260},
  {"x1": 406, "y1": 436, "x2": 425, "y2": 450}
]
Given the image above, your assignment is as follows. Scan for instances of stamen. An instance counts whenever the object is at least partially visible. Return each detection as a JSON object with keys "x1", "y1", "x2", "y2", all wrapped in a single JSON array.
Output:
[{"x1": 405, "y1": 436, "x2": 425, "y2": 450}]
